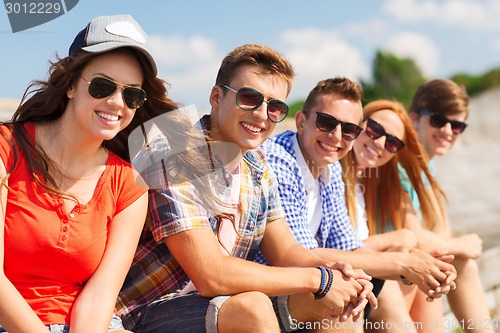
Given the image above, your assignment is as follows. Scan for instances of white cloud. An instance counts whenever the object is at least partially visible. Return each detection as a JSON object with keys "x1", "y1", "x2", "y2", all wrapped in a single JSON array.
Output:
[
  {"x1": 144, "y1": 28, "x2": 372, "y2": 107},
  {"x1": 344, "y1": 18, "x2": 392, "y2": 42},
  {"x1": 384, "y1": 32, "x2": 440, "y2": 77},
  {"x1": 383, "y1": 0, "x2": 500, "y2": 30},
  {"x1": 147, "y1": 35, "x2": 219, "y2": 70},
  {"x1": 145, "y1": 35, "x2": 221, "y2": 113},
  {"x1": 280, "y1": 28, "x2": 369, "y2": 102}
]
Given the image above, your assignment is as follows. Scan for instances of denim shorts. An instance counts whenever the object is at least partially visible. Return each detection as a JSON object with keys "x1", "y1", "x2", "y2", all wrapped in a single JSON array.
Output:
[
  {"x1": 0, "y1": 314, "x2": 124, "y2": 333},
  {"x1": 128, "y1": 292, "x2": 297, "y2": 333}
]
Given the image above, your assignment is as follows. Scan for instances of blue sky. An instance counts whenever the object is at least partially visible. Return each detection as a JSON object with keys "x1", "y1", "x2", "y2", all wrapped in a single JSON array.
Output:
[{"x1": 2, "y1": 0, "x2": 500, "y2": 113}]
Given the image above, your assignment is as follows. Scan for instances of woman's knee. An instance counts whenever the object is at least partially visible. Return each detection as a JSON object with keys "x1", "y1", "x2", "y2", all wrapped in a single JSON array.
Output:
[{"x1": 453, "y1": 256, "x2": 479, "y2": 276}]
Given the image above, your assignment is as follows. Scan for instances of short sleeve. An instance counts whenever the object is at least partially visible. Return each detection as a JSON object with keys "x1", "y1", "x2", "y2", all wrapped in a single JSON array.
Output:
[{"x1": 147, "y1": 180, "x2": 213, "y2": 244}]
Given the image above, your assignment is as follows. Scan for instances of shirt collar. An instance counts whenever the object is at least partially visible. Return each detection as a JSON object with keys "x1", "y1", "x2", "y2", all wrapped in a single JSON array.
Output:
[
  {"x1": 198, "y1": 114, "x2": 266, "y2": 174},
  {"x1": 291, "y1": 133, "x2": 331, "y2": 186}
]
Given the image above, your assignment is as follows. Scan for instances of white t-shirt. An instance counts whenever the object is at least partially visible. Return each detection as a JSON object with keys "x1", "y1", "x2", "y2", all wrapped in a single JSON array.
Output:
[
  {"x1": 355, "y1": 181, "x2": 369, "y2": 241},
  {"x1": 291, "y1": 134, "x2": 330, "y2": 236}
]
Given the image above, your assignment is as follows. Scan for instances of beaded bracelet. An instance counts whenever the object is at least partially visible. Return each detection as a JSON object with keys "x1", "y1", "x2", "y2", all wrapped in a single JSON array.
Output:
[
  {"x1": 314, "y1": 266, "x2": 327, "y2": 299},
  {"x1": 313, "y1": 266, "x2": 334, "y2": 300}
]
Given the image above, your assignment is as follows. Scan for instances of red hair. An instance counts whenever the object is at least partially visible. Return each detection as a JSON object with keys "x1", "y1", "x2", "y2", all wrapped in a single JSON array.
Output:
[{"x1": 341, "y1": 100, "x2": 447, "y2": 234}]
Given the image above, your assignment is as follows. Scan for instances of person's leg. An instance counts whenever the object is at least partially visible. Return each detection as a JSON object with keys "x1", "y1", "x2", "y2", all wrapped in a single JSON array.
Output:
[
  {"x1": 399, "y1": 282, "x2": 419, "y2": 311},
  {"x1": 367, "y1": 280, "x2": 417, "y2": 333},
  {"x1": 132, "y1": 293, "x2": 211, "y2": 333},
  {"x1": 132, "y1": 291, "x2": 280, "y2": 333},
  {"x1": 109, "y1": 313, "x2": 132, "y2": 332},
  {"x1": 217, "y1": 291, "x2": 280, "y2": 333},
  {"x1": 446, "y1": 257, "x2": 494, "y2": 333},
  {"x1": 409, "y1": 290, "x2": 444, "y2": 333}
]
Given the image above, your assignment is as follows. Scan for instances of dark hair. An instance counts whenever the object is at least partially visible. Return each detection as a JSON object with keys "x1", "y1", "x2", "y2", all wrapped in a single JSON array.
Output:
[
  {"x1": 2, "y1": 48, "x2": 180, "y2": 199},
  {"x1": 302, "y1": 77, "x2": 362, "y2": 118},
  {"x1": 409, "y1": 79, "x2": 469, "y2": 119},
  {"x1": 215, "y1": 44, "x2": 295, "y2": 95}
]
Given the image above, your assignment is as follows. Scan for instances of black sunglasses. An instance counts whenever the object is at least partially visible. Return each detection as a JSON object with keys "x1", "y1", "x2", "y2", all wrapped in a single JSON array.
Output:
[
  {"x1": 365, "y1": 118, "x2": 405, "y2": 153},
  {"x1": 418, "y1": 110, "x2": 467, "y2": 134},
  {"x1": 80, "y1": 76, "x2": 147, "y2": 109},
  {"x1": 315, "y1": 112, "x2": 362, "y2": 141},
  {"x1": 219, "y1": 84, "x2": 289, "y2": 123}
]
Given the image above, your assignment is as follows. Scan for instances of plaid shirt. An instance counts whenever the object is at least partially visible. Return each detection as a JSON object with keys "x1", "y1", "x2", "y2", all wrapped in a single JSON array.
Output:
[
  {"x1": 117, "y1": 120, "x2": 285, "y2": 328},
  {"x1": 254, "y1": 131, "x2": 362, "y2": 265}
]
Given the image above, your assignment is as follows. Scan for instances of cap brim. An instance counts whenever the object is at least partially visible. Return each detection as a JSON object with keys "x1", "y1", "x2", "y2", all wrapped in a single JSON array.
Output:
[{"x1": 82, "y1": 41, "x2": 157, "y2": 75}]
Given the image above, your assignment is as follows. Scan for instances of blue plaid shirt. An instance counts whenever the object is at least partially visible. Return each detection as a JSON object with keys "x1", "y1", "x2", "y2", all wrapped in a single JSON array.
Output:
[{"x1": 254, "y1": 131, "x2": 362, "y2": 264}]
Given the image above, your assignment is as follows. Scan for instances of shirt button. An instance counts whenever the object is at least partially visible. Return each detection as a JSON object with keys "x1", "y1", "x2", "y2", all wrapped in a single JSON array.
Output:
[
  {"x1": 69, "y1": 213, "x2": 75, "y2": 218},
  {"x1": 63, "y1": 220, "x2": 68, "y2": 224},
  {"x1": 61, "y1": 235, "x2": 67, "y2": 241},
  {"x1": 63, "y1": 226, "x2": 68, "y2": 232}
]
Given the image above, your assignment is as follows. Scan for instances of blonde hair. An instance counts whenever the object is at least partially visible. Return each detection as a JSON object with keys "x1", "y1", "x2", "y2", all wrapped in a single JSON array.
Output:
[{"x1": 341, "y1": 100, "x2": 447, "y2": 234}]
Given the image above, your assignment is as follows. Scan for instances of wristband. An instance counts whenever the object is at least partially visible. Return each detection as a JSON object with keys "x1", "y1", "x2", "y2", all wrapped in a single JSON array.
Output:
[
  {"x1": 314, "y1": 267, "x2": 334, "y2": 300},
  {"x1": 400, "y1": 275, "x2": 413, "y2": 285},
  {"x1": 314, "y1": 266, "x2": 327, "y2": 299}
]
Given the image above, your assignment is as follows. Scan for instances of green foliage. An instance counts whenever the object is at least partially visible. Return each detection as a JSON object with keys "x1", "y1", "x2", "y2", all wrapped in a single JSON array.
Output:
[
  {"x1": 361, "y1": 51, "x2": 426, "y2": 109},
  {"x1": 285, "y1": 50, "x2": 500, "y2": 118},
  {"x1": 451, "y1": 67, "x2": 500, "y2": 96},
  {"x1": 287, "y1": 100, "x2": 304, "y2": 119}
]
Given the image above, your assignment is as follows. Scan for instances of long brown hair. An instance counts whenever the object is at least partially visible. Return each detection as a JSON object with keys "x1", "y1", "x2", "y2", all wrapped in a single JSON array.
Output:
[
  {"x1": 2, "y1": 48, "x2": 182, "y2": 199},
  {"x1": 341, "y1": 100, "x2": 447, "y2": 234}
]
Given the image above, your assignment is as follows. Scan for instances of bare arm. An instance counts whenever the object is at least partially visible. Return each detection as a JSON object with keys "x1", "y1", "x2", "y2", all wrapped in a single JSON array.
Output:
[
  {"x1": 260, "y1": 218, "x2": 377, "y2": 319},
  {"x1": 69, "y1": 192, "x2": 148, "y2": 333},
  {"x1": 312, "y1": 237, "x2": 456, "y2": 299},
  {"x1": 165, "y1": 217, "x2": 326, "y2": 297},
  {"x1": 403, "y1": 192, "x2": 482, "y2": 259},
  {"x1": 165, "y1": 217, "x2": 375, "y2": 317},
  {"x1": 362, "y1": 229, "x2": 418, "y2": 252},
  {"x1": 0, "y1": 159, "x2": 51, "y2": 333},
  {"x1": 312, "y1": 246, "x2": 406, "y2": 280}
]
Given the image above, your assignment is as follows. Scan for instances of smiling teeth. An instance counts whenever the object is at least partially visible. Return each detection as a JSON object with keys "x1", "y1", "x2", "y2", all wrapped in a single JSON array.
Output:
[
  {"x1": 366, "y1": 146, "x2": 379, "y2": 157},
  {"x1": 435, "y1": 136, "x2": 450, "y2": 145},
  {"x1": 242, "y1": 122, "x2": 262, "y2": 133},
  {"x1": 97, "y1": 112, "x2": 119, "y2": 121},
  {"x1": 320, "y1": 142, "x2": 339, "y2": 152}
]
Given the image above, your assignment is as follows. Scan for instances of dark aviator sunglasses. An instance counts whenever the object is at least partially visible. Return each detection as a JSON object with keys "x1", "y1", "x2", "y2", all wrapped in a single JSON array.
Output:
[
  {"x1": 80, "y1": 76, "x2": 147, "y2": 109},
  {"x1": 418, "y1": 110, "x2": 467, "y2": 134},
  {"x1": 219, "y1": 84, "x2": 289, "y2": 123},
  {"x1": 314, "y1": 112, "x2": 362, "y2": 141},
  {"x1": 365, "y1": 118, "x2": 405, "y2": 153}
]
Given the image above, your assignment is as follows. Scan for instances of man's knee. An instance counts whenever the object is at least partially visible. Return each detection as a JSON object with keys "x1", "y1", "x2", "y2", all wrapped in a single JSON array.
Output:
[{"x1": 217, "y1": 292, "x2": 279, "y2": 333}]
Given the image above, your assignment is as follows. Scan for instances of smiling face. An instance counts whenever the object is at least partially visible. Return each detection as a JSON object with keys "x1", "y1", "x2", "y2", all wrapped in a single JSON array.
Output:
[
  {"x1": 65, "y1": 50, "x2": 144, "y2": 142},
  {"x1": 296, "y1": 93, "x2": 362, "y2": 177},
  {"x1": 209, "y1": 65, "x2": 289, "y2": 152},
  {"x1": 411, "y1": 111, "x2": 467, "y2": 159},
  {"x1": 353, "y1": 109, "x2": 405, "y2": 169}
]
